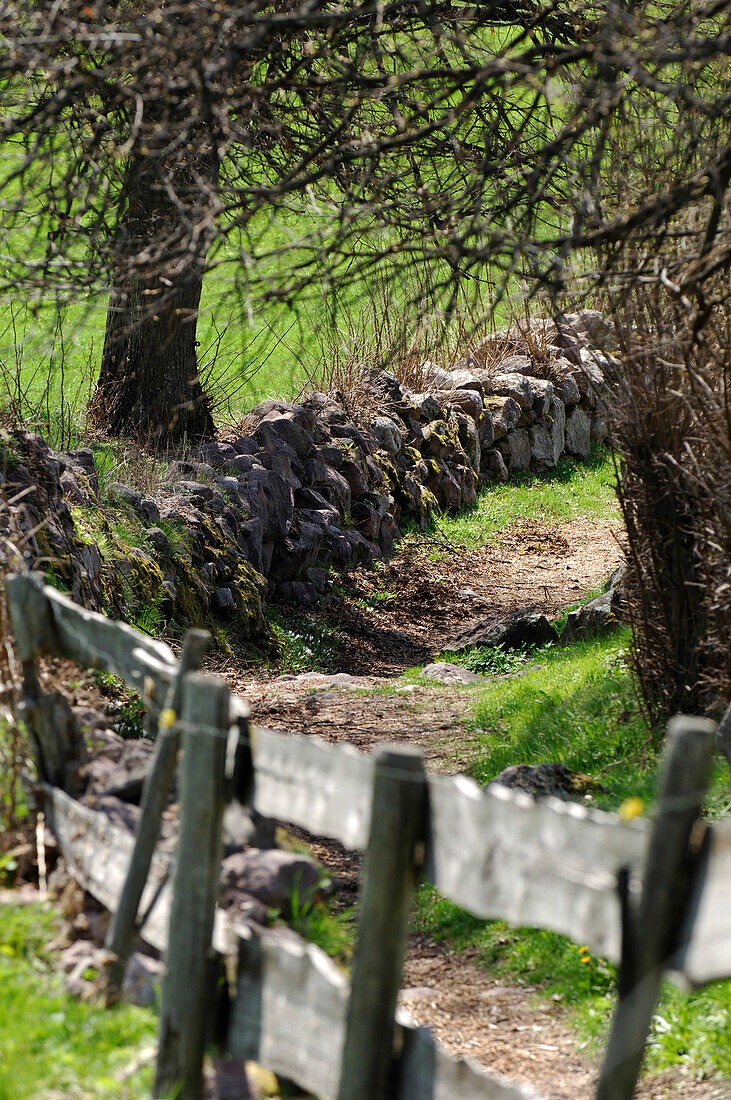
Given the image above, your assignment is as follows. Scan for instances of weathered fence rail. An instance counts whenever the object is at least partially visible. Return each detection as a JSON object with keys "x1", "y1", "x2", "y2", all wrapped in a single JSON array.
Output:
[{"x1": 7, "y1": 573, "x2": 731, "y2": 1100}]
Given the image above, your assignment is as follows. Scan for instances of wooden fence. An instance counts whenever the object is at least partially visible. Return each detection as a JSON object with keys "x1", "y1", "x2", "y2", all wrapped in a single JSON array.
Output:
[{"x1": 7, "y1": 573, "x2": 731, "y2": 1100}]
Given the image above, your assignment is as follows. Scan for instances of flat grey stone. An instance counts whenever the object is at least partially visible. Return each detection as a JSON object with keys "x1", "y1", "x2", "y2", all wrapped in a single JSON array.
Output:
[{"x1": 421, "y1": 661, "x2": 486, "y2": 684}]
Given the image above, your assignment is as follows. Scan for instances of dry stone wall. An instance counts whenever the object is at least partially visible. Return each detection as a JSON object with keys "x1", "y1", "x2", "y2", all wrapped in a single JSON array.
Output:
[{"x1": 0, "y1": 310, "x2": 617, "y2": 642}]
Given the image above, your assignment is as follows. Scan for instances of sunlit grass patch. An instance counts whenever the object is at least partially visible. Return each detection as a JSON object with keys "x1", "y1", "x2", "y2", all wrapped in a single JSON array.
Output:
[
  {"x1": 429, "y1": 450, "x2": 617, "y2": 552},
  {"x1": 0, "y1": 902, "x2": 156, "y2": 1099}
]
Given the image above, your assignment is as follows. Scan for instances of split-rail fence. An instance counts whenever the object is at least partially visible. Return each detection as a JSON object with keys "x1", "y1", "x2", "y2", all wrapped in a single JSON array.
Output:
[{"x1": 7, "y1": 573, "x2": 731, "y2": 1100}]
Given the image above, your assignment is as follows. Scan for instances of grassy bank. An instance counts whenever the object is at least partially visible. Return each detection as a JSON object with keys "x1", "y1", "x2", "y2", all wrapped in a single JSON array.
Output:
[{"x1": 0, "y1": 902, "x2": 156, "y2": 1099}]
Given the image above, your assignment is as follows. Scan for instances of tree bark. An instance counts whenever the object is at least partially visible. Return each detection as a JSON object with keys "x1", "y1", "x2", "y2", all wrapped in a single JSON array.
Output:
[{"x1": 94, "y1": 153, "x2": 216, "y2": 444}]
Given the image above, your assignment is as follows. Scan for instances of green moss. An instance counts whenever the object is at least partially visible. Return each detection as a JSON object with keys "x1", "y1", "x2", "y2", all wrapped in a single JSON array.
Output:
[
  {"x1": 232, "y1": 560, "x2": 267, "y2": 635},
  {"x1": 0, "y1": 431, "x2": 21, "y2": 471}
]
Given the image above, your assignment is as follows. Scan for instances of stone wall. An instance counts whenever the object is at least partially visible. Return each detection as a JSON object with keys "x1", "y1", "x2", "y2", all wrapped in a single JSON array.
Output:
[{"x1": 0, "y1": 310, "x2": 618, "y2": 643}]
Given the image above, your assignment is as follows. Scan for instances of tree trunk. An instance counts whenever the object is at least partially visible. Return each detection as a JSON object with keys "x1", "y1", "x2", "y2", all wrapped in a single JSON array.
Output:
[{"x1": 94, "y1": 154, "x2": 216, "y2": 444}]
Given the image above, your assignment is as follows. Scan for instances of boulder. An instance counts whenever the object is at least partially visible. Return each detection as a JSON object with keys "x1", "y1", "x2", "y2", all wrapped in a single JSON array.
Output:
[
  {"x1": 497, "y1": 429, "x2": 531, "y2": 473},
  {"x1": 486, "y1": 762, "x2": 606, "y2": 802},
  {"x1": 410, "y1": 393, "x2": 444, "y2": 422},
  {"x1": 372, "y1": 415, "x2": 402, "y2": 454},
  {"x1": 489, "y1": 372, "x2": 533, "y2": 412},
  {"x1": 481, "y1": 448, "x2": 509, "y2": 484},
  {"x1": 452, "y1": 611, "x2": 559, "y2": 653},
  {"x1": 560, "y1": 589, "x2": 619, "y2": 643},
  {"x1": 484, "y1": 396, "x2": 521, "y2": 440},
  {"x1": 219, "y1": 849, "x2": 320, "y2": 914},
  {"x1": 421, "y1": 662, "x2": 486, "y2": 684},
  {"x1": 564, "y1": 406, "x2": 592, "y2": 458}
]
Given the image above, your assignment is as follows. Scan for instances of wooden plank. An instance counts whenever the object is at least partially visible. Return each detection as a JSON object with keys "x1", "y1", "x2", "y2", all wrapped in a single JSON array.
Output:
[
  {"x1": 596, "y1": 717, "x2": 716, "y2": 1100},
  {"x1": 228, "y1": 927, "x2": 349, "y2": 1099},
  {"x1": 397, "y1": 1021, "x2": 541, "y2": 1100},
  {"x1": 44, "y1": 584, "x2": 178, "y2": 708},
  {"x1": 105, "y1": 629, "x2": 210, "y2": 999},
  {"x1": 672, "y1": 816, "x2": 731, "y2": 986},
  {"x1": 251, "y1": 724, "x2": 375, "y2": 850},
  {"x1": 155, "y1": 673, "x2": 230, "y2": 1100},
  {"x1": 42, "y1": 785, "x2": 173, "y2": 951},
  {"x1": 227, "y1": 934, "x2": 542, "y2": 1100},
  {"x1": 424, "y1": 773, "x2": 649, "y2": 963},
  {"x1": 339, "y1": 748, "x2": 427, "y2": 1100}
]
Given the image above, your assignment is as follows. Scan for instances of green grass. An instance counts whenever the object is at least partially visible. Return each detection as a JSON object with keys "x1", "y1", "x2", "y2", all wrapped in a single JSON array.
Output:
[
  {"x1": 0, "y1": 902, "x2": 156, "y2": 1099},
  {"x1": 264, "y1": 607, "x2": 342, "y2": 674},
  {"x1": 407, "y1": 450, "x2": 617, "y2": 558},
  {"x1": 412, "y1": 631, "x2": 731, "y2": 1082}
]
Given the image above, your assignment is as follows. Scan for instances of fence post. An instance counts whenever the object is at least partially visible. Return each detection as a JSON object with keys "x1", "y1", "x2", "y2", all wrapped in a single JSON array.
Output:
[
  {"x1": 104, "y1": 629, "x2": 210, "y2": 1001},
  {"x1": 153, "y1": 671, "x2": 230, "y2": 1100},
  {"x1": 338, "y1": 745, "x2": 427, "y2": 1100},
  {"x1": 595, "y1": 715, "x2": 716, "y2": 1100}
]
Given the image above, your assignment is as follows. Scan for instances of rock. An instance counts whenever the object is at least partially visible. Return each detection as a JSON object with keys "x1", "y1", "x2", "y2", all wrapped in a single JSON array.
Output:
[
  {"x1": 489, "y1": 372, "x2": 533, "y2": 412},
  {"x1": 484, "y1": 396, "x2": 521, "y2": 441},
  {"x1": 339, "y1": 454, "x2": 369, "y2": 496},
  {"x1": 275, "y1": 580, "x2": 319, "y2": 607},
  {"x1": 497, "y1": 429, "x2": 531, "y2": 473},
  {"x1": 219, "y1": 849, "x2": 320, "y2": 914},
  {"x1": 121, "y1": 952, "x2": 164, "y2": 1008},
  {"x1": 421, "y1": 360, "x2": 453, "y2": 388},
  {"x1": 564, "y1": 309, "x2": 619, "y2": 353},
  {"x1": 443, "y1": 389, "x2": 483, "y2": 422},
  {"x1": 452, "y1": 611, "x2": 559, "y2": 652},
  {"x1": 59, "y1": 468, "x2": 87, "y2": 504},
  {"x1": 498, "y1": 354, "x2": 532, "y2": 375},
  {"x1": 213, "y1": 586, "x2": 236, "y2": 613},
  {"x1": 269, "y1": 517, "x2": 324, "y2": 582},
  {"x1": 551, "y1": 360, "x2": 581, "y2": 406},
  {"x1": 314, "y1": 465, "x2": 351, "y2": 513},
  {"x1": 526, "y1": 378, "x2": 555, "y2": 418},
  {"x1": 230, "y1": 436, "x2": 259, "y2": 456},
  {"x1": 110, "y1": 483, "x2": 142, "y2": 509},
  {"x1": 481, "y1": 448, "x2": 509, "y2": 483},
  {"x1": 530, "y1": 396, "x2": 565, "y2": 471},
  {"x1": 238, "y1": 468, "x2": 293, "y2": 541},
  {"x1": 200, "y1": 441, "x2": 239, "y2": 468},
  {"x1": 564, "y1": 406, "x2": 592, "y2": 458},
  {"x1": 254, "y1": 413, "x2": 314, "y2": 460},
  {"x1": 421, "y1": 662, "x2": 486, "y2": 684},
  {"x1": 426, "y1": 465, "x2": 463, "y2": 511},
  {"x1": 447, "y1": 368, "x2": 488, "y2": 393},
  {"x1": 560, "y1": 589, "x2": 619, "y2": 643},
  {"x1": 486, "y1": 762, "x2": 606, "y2": 802},
  {"x1": 372, "y1": 415, "x2": 403, "y2": 454},
  {"x1": 453, "y1": 412, "x2": 480, "y2": 472},
  {"x1": 145, "y1": 526, "x2": 171, "y2": 556},
  {"x1": 410, "y1": 393, "x2": 444, "y2": 422},
  {"x1": 294, "y1": 486, "x2": 338, "y2": 515},
  {"x1": 227, "y1": 453, "x2": 256, "y2": 475},
  {"x1": 591, "y1": 408, "x2": 610, "y2": 446}
]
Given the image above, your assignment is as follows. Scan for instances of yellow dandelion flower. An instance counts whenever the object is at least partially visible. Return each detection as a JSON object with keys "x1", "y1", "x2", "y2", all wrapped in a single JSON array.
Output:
[
  {"x1": 159, "y1": 708, "x2": 177, "y2": 730},
  {"x1": 618, "y1": 797, "x2": 644, "y2": 822}
]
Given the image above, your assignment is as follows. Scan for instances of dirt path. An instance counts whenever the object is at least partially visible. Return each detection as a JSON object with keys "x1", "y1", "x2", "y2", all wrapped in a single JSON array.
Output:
[{"x1": 216, "y1": 512, "x2": 730, "y2": 1100}]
